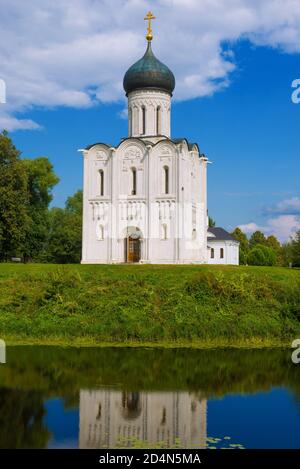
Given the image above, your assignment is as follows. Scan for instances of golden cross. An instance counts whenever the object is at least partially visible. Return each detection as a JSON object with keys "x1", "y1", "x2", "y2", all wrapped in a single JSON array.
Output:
[{"x1": 144, "y1": 11, "x2": 156, "y2": 42}]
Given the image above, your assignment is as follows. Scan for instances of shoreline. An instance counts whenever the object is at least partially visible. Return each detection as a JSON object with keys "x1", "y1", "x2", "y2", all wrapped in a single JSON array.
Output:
[{"x1": 2, "y1": 336, "x2": 294, "y2": 349}]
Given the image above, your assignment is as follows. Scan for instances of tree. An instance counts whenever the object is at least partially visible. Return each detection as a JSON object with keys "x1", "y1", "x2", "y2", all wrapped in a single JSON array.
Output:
[
  {"x1": 22, "y1": 158, "x2": 59, "y2": 262},
  {"x1": 247, "y1": 246, "x2": 267, "y2": 266},
  {"x1": 0, "y1": 132, "x2": 59, "y2": 262},
  {"x1": 247, "y1": 244, "x2": 277, "y2": 266},
  {"x1": 249, "y1": 231, "x2": 267, "y2": 248},
  {"x1": 65, "y1": 189, "x2": 82, "y2": 215},
  {"x1": 281, "y1": 241, "x2": 294, "y2": 267},
  {"x1": 231, "y1": 227, "x2": 249, "y2": 265},
  {"x1": 0, "y1": 131, "x2": 30, "y2": 260},
  {"x1": 46, "y1": 190, "x2": 82, "y2": 264},
  {"x1": 266, "y1": 235, "x2": 281, "y2": 252},
  {"x1": 231, "y1": 227, "x2": 249, "y2": 252},
  {"x1": 208, "y1": 216, "x2": 216, "y2": 227},
  {"x1": 291, "y1": 230, "x2": 300, "y2": 267},
  {"x1": 266, "y1": 235, "x2": 283, "y2": 266}
]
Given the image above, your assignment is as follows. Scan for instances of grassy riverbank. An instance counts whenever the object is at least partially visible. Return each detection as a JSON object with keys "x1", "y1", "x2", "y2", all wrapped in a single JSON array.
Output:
[{"x1": 0, "y1": 264, "x2": 299, "y2": 347}]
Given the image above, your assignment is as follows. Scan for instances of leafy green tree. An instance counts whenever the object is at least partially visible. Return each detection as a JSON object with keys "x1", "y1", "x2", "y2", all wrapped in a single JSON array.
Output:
[
  {"x1": 231, "y1": 227, "x2": 249, "y2": 251},
  {"x1": 46, "y1": 190, "x2": 82, "y2": 263},
  {"x1": 247, "y1": 246, "x2": 267, "y2": 266},
  {"x1": 266, "y1": 235, "x2": 283, "y2": 265},
  {"x1": 239, "y1": 249, "x2": 247, "y2": 265},
  {"x1": 291, "y1": 230, "x2": 300, "y2": 267},
  {"x1": 0, "y1": 131, "x2": 30, "y2": 261},
  {"x1": 266, "y1": 235, "x2": 281, "y2": 252},
  {"x1": 65, "y1": 189, "x2": 83, "y2": 215},
  {"x1": 262, "y1": 245, "x2": 277, "y2": 266},
  {"x1": 281, "y1": 241, "x2": 294, "y2": 267},
  {"x1": 249, "y1": 231, "x2": 267, "y2": 247},
  {"x1": 208, "y1": 216, "x2": 216, "y2": 227},
  {"x1": 22, "y1": 158, "x2": 59, "y2": 262},
  {"x1": 0, "y1": 132, "x2": 59, "y2": 262},
  {"x1": 231, "y1": 227, "x2": 249, "y2": 265},
  {"x1": 247, "y1": 244, "x2": 277, "y2": 266}
]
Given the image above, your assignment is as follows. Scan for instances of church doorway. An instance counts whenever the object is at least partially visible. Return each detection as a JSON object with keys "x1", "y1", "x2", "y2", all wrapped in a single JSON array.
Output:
[
  {"x1": 126, "y1": 236, "x2": 141, "y2": 263},
  {"x1": 124, "y1": 227, "x2": 142, "y2": 263}
]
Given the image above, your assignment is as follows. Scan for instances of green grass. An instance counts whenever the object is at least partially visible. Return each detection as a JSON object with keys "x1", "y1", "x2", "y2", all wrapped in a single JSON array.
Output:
[{"x1": 0, "y1": 263, "x2": 299, "y2": 347}]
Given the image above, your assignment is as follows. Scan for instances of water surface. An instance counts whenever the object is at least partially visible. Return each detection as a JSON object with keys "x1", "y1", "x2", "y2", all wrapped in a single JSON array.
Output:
[{"x1": 0, "y1": 347, "x2": 299, "y2": 449}]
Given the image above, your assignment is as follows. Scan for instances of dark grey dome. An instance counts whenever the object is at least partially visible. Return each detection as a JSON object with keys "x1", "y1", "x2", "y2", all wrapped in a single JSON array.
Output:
[{"x1": 123, "y1": 42, "x2": 175, "y2": 96}]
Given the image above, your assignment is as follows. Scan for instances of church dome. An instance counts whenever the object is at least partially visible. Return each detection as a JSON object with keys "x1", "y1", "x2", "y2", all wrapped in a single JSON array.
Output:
[{"x1": 123, "y1": 42, "x2": 175, "y2": 96}]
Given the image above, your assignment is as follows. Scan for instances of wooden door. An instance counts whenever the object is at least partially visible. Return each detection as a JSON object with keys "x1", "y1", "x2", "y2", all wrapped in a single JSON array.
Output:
[{"x1": 127, "y1": 237, "x2": 140, "y2": 263}]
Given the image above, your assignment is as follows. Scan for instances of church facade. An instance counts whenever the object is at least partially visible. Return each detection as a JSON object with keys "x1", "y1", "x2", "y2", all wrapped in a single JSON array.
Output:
[{"x1": 80, "y1": 13, "x2": 236, "y2": 265}]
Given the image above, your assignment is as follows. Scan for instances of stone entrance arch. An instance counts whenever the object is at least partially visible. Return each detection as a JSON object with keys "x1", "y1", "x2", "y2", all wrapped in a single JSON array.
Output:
[{"x1": 124, "y1": 226, "x2": 143, "y2": 263}]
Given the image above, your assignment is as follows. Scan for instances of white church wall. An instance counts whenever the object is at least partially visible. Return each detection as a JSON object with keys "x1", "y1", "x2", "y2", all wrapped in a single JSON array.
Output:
[
  {"x1": 116, "y1": 140, "x2": 146, "y2": 199},
  {"x1": 175, "y1": 145, "x2": 208, "y2": 263},
  {"x1": 81, "y1": 138, "x2": 209, "y2": 264},
  {"x1": 85, "y1": 145, "x2": 111, "y2": 200},
  {"x1": 128, "y1": 89, "x2": 171, "y2": 137}
]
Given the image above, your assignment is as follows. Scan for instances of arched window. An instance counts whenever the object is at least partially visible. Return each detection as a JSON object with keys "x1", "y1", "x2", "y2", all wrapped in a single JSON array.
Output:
[
  {"x1": 192, "y1": 228, "x2": 197, "y2": 240},
  {"x1": 156, "y1": 106, "x2": 161, "y2": 134},
  {"x1": 220, "y1": 248, "x2": 224, "y2": 259},
  {"x1": 99, "y1": 170, "x2": 104, "y2": 196},
  {"x1": 161, "y1": 223, "x2": 167, "y2": 240},
  {"x1": 98, "y1": 224, "x2": 104, "y2": 240},
  {"x1": 133, "y1": 106, "x2": 138, "y2": 135},
  {"x1": 164, "y1": 166, "x2": 169, "y2": 194},
  {"x1": 211, "y1": 248, "x2": 215, "y2": 259},
  {"x1": 129, "y1": 107, "x2": 133, "y2": 136},
  {"x1": 142, "y1": 106, "x2": 146, "y2": 134},
  {"x1": 131, "y1": 167, "x2": 137, "y2": 195}
]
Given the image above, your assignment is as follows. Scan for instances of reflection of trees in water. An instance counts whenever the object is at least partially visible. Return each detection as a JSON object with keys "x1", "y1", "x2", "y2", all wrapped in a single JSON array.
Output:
[
  {"x1": 0, "y1": 388, "x2": 50, "y2": 448},
  {"x1": 291, "y1": 391, "x2": 300, "y2": 414},
  {"x1": 121, "y1": 392, "x2": 141, "y2": 420},
  {"x1": 1, "y1": 347, "x2": 300, "y2": 402}
]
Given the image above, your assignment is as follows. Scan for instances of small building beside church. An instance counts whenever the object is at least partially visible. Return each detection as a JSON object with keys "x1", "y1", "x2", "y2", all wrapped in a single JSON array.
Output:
[
  {"x1": 207, "y1": 227, "x2": 239, "y2": 265},
  {"x1": 80, "y1": 12, "x2": 239, "y2": 265}
]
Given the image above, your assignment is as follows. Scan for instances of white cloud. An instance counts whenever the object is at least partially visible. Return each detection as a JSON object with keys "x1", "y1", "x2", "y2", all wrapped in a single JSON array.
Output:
[
  {"x1": 1, "y1": 0, "x2": 300, "y2": 130},
  {"x1": 0, "y1": 112, "x2": 41, "y2": 131},
  {"x1": 267, "y1": 215, "x2": 300, "y2": 241},
  {"x1": 239, "y1": 215, "x2": 300, "y2": 242},
  {"x1": 239, "y1": 222, "x2": 264, "y2": 234},
  {"x1": 118, "y1": 107, "x2": 128, "y2": 120},
  {"x1": 239, "y1": 196, "x2": 300, "y2": 241},
  {"x1": 264, "y1": 197, "x2": 300, "y2": 215}
]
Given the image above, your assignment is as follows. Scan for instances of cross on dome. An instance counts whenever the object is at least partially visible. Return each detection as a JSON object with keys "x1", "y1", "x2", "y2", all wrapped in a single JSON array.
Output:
[{"x1": 144, "y1": 11, "x2": 156, "y2": 42}]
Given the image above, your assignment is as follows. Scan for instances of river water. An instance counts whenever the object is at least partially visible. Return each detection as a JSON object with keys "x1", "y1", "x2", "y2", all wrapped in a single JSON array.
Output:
[{"x1": 0, "y1": 346, "x2": 299, "y2": 449}]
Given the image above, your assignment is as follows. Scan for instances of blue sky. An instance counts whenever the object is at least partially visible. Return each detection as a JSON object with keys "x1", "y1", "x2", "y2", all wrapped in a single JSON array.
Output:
[{"x1": 1, "y1": 1, "x2": 300, "y2": 241}]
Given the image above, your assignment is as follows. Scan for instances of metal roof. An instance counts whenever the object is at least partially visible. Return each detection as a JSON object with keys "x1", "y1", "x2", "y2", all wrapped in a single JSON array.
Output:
[
  {"x1": 123, "y1": 42, "x2": 175, "y2": 96},
  {"x1": 207, "y1": 227, "x2": 238, "y2": 242}
]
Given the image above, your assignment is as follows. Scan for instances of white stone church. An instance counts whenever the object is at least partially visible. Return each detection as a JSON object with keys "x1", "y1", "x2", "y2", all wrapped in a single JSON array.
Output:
[{"x1": 80, "y1": 13, "x2": 239, "y2": 265}]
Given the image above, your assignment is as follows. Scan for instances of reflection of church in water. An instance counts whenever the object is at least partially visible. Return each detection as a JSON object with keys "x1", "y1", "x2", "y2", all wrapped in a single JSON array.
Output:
[{"x1": 79, "y1": 390, "x2": 207, "y2": 448}]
